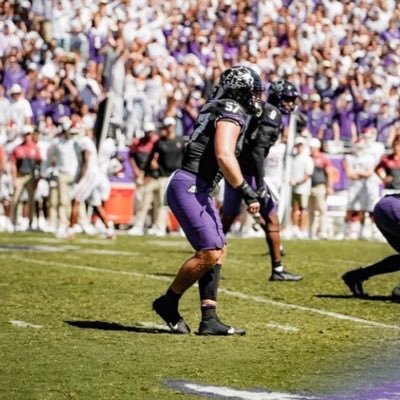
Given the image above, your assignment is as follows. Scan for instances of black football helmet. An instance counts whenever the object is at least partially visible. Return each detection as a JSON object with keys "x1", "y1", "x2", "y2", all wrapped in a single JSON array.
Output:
[
  {"x1": 267, "y1": 78, "x2": 299, "y2": 114},
  {"x1": 217, "y1": 66, "x2": 265, "y2": 116}
]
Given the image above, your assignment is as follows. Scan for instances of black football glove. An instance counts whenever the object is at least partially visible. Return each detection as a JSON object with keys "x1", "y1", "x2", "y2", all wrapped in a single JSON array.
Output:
[
  {"x1": 256, "y1": 187, "x2": 269, "y2": 206},
  {"x1": 236, "y1": 181, "x2": 258, "y2": 206}
]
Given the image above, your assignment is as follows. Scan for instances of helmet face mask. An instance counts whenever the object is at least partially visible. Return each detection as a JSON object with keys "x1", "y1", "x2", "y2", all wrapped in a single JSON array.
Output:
[
  {"x1": 217, "y1": 66, "x2": 265, "y2": 115},
  {"x1": 268, "y1": 78, "x2": 299, "y2": 114}
]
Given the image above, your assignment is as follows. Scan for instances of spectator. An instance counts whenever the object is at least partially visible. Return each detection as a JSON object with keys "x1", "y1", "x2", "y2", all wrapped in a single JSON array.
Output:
[
  {"x1": 375, "y1": 101, "x2": 397, "y2": 147},
  {"x1": 289, "y1": 136, "x2": 314, "y2": 239},
  {"x1": 10, "y1": 125, "x2": 42, "y2": 231},
  {"x1": 306, "y1": 93, "x2": 325, "y2": 139},
  {"x1": 8, "y1": 83, "x2": 33, "y2": 131},
  {"x1": 343, "y1": 138, "x2": 381, "y2": 240},
  {"x1": 0, "y1": 21, "x2": 22, "y2": 58},
  {"x1": 127, "y1": 121, "x2": 159, "y2": 236},
  {"x1": 375, "y1": 137, "x2": 400, "y2": 193},
  {"x1": 332, "y1": 92, "x2": 357, "y2": 144},
  {"x1": 0, "y1": 84, "x2": 11, "y2": 134},
  {"x1": 146, "y1": 117, "x2": 186, "y2": 236},
  {"x1": 180, "y1": 89, "x2": 205, "y2": 137},
  {"x1": 308, "y1": 138, "x2": 334, "y2": 240},
  {"x1": 46, "y1": 119, "x2": 79, "y2": 235},
  {"x1": 319, "y1": 97, "x2": 338, "y2": 143},
  {"x1": 87, "y1": 12, "x2": 108, "y2": 82},
  {"x1": 0, "y1": 142, "x2": 13, "y2": 232}
]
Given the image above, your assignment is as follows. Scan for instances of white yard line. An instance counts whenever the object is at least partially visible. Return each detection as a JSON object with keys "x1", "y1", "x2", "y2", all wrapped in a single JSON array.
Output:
[
  {"x1": 9, "y1": 255, "x2": 400, "y2": 331},
  {"x1": 10, "y1": 256, "x2": 169, "y2": 282},
  {"x1": 0, "y1": 244, "x2": 138, "y2": 256},
  {"x1": 167, "y1": 381, "x2": 317, "y2": 400},
  {"x1": 265, "y1": 322, "x2": 299, "y2": 333},
  {"x1": 9, "y1": 320, "x2": 43, "y2": 329},
  {"x1": 219, "y1": 288, "x2": 400, "y2": 330}
]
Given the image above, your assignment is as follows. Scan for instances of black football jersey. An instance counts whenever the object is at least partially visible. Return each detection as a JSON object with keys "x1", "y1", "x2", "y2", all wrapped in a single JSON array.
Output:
[
  {"x1": 182, "y1": 98, "x2": 249, "y2": 184},
  {"x1": 239, "y1": 103, "x2": 282, "y2": 188}
]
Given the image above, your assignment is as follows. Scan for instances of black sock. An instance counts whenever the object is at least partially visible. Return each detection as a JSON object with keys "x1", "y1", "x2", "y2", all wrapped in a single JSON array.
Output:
[
  {"x1": 198, "y1": 264, "x2": 221, "y2": 301},
  {"x1": 272, "y1": 260, "x2": 281, "y2": 268},
  {"x1": 201, "y1": 305, "x2": 217, "y2": 320},
  {"x1": 165, "y1": 288, "x2": 181, "y2": 307},
  {"x1": 272, "y1": 260, "x2": 283, "y2": 271},
  {"x1": 361, "y1": 255, "x2": 400, "y2": 279}
]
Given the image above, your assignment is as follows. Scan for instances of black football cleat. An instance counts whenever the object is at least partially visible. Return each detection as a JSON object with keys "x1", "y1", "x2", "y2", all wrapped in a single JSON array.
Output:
[
  {"x1": 391, "y1": 284, "x2": 400, "y2": 301},
  {"x1": 342, "y1": 268, "x2": 366, "y2": 297},
  {"x1": 196, "y1": 317, "x2": 246, "y2": 336},
  {"x1": 269, "y1": 269, "x2": 303, "y2": 282},
  {"x1": 152, "y1": 295, "x2": 190, "y2": 334}
]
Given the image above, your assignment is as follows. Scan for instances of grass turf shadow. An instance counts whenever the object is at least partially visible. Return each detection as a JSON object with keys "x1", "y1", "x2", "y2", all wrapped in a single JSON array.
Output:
[
  {"x1": 315, "y1": 294, "x2": 397, "y2": 302},
  {"x1": 64, "y1": 320, "x2": 176, "y2": 334}
]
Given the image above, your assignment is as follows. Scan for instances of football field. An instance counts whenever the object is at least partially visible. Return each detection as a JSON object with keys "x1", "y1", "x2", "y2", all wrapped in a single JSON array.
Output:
[{"x1": 1, "y1": 232, "x2": 400, "y2": 400}]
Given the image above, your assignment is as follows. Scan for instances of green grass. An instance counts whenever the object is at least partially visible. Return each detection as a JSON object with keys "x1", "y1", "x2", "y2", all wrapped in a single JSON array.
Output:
[{"x1": 1, "y1": 232, "x2": 400, "y2": 399}]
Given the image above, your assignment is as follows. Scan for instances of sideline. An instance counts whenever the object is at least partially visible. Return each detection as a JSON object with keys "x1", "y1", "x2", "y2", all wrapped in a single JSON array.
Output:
[{"x1": 8, "y1": 255, "x2": 400, "y2": 331}]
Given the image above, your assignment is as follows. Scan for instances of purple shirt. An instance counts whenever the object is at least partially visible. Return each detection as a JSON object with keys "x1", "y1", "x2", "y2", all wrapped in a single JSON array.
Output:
[
  {"x1": 335, "y1": 106, "x2": 355, "y2": 141},
  {"x1": 307, "y1": 109, "x2": 325, "y2": 138},
  {"x1": 30, "y1": 97, "x2": 48, "y2": 124},
  {"x1": 45, "y1": 101, "x2": 71, "y2": 124},
  {"x1": 355, "y1": 106, "x2": 377, "y2": 134},
  {"x1": 2, "y1": 66, "x2": 27, "y2": 94},
  {"x1": 376, "y1": 114, "x2": 396, "y2": 144},
  {"x1": 320, "y1": 110, "x2": 335, "y2": 141},
  {"x1": 87, "y1": 30, "x2": 107, "y2": 64}
]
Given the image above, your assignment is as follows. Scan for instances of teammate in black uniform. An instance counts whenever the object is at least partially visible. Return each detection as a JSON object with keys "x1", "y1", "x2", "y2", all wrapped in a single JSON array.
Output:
[
  {"x1": 152, "y1": 66, "x2": 264, "y2": 335},
  {"x1": 222, "y1": 78, "x2": 303, "y2": 281},
  {"x1": 342, "y1": 194, "x2": 400, "y2": 299}
]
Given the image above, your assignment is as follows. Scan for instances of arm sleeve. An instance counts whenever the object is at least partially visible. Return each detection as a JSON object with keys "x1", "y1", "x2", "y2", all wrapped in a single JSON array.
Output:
[
  {"x1": 251, "y1": 141, "x2": 267, "y2": 189},
  {"x1": 251, "y1": 125, "x2": 281, "y2": 188}
]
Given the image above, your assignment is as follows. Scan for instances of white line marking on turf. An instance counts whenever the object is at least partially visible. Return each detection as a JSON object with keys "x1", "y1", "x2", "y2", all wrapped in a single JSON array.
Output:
[
  {"x1": 11, "y1": 256, "x2": 169, "y2": 282},
  {"x1": 219, "y1": 288, "x2": 400, "y2": 330},
  {"x1": 265, "y1": 322, "x2": 299, "y2": 332},
  {"x1": 147, "y1": 240, "x2": 188, "y2": 248},
  {"x1": 10, "y1": 256, "x2": 400, "y2": 331},
  {"x1": 81, "y1": 248, "x2": 139, "y2": 256},
  {"x1": 0, "y1": 244, "x2": 138, "y2": 256},
  {"x1": 137, "y1": 321, "x2": 171, "y2": 331},
  {"x1": 9, "y1": 320, "x2": 43, "y2": 329},
  {"x1": 179, "y1": 382, "x2": 316, "y2": 399}
]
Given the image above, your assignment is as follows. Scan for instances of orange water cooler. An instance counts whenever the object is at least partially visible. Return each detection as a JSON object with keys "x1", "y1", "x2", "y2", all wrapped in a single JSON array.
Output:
[{"x1": 104, "y1": 182, "x2": 136, "y2": 225}]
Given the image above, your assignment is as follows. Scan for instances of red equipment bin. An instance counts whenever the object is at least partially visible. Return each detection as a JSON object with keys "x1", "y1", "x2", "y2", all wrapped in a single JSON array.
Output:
[{"x1": 104, "y1": 182, "x2": 135, "y2": 225}]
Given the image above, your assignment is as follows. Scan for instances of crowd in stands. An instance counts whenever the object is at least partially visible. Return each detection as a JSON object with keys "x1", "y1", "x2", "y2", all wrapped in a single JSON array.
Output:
[{"x1": 0, "y1": 0, "x2": 399, "y2": 239}]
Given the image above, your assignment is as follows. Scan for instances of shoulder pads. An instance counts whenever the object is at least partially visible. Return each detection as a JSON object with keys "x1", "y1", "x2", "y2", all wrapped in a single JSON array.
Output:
[
  {"x1": 260, "y1": 103, "x2": 282, "y2": 129},
  {"x1": 214, "y1": 99, "x2": 248, "y2": 127}
]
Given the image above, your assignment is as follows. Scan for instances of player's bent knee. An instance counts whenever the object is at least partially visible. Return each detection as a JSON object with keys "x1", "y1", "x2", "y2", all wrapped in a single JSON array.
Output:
[{"x1": 197, "y1": 249, "x2": 223, "y2": 266}]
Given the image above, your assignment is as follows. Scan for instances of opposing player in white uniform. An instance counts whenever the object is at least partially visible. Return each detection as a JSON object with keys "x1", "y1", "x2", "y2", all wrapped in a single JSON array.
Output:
[{"x1": 66, "y1": 129, "x2": 115, "y2": 239}]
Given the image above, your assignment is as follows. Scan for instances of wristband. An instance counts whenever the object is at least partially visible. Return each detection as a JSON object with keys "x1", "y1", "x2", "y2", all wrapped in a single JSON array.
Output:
[{"x1": 236, "y1": 181, "x2": 258, "y2": 206}]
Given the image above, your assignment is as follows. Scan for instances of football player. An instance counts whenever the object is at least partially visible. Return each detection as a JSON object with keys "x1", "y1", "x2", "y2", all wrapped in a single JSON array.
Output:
[
  {"x1": 152, "y1": 66, "x2": 264, "y2": 335},
  {"x1": 221, "y1": 78, "x2": 303, "y2": 281},
  {"x1": 342, "y1": 193, "x2": 400, "y2": 300}
]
